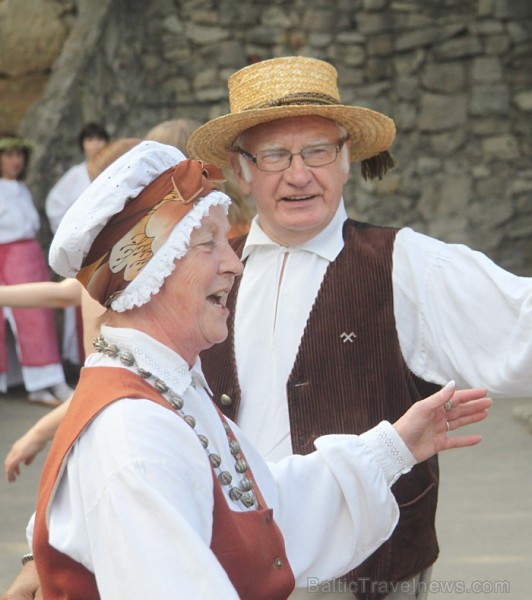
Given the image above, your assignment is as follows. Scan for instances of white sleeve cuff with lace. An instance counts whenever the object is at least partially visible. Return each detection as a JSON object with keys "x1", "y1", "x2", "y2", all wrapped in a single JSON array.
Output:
[{"x1": 359, "y1": 421, "x2": 416, "y2": 486}]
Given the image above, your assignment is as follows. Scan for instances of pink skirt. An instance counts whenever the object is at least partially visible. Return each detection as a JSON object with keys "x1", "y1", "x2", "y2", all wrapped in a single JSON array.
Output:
[{"x1": 0, "y1": 239, "x2": 61, "y2": 371}]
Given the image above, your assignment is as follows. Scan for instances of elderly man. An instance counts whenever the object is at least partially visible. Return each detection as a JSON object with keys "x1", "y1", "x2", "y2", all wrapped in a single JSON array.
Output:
[{"x1": 187, "y1": 56, "x2": 532, "y2": 600}]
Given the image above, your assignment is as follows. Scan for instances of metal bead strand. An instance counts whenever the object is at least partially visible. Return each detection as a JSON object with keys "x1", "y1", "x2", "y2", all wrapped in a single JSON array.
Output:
[{"x1": 93, "y1": 334, "x2": 257, "y2": 509}]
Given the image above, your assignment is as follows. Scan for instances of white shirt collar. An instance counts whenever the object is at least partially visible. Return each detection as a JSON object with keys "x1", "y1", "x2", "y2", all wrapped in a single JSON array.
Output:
[
  {"x1": 97, "y1": 325, "x2": 210, "y2": 396},
  {"x1": 242, "y1": 200, "x2": 348, "y2": 262}
]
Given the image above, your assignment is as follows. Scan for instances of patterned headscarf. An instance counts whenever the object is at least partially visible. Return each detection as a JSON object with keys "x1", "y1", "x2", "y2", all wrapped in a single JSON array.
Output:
[{"x1": 50, "y1": 142, "x2": 231, "y2": 312}]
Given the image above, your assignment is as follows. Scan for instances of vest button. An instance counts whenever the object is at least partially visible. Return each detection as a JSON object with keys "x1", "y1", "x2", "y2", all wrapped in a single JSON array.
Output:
[
  {"x1": 220, "y1": 394, "x2": 232, "y2": 406},
  {"x1": 298, "y1": 432, "x2": 309, "y2": 445},
  {"x1": 274, "y1": 557, "x2": 283, "y2": 569}
]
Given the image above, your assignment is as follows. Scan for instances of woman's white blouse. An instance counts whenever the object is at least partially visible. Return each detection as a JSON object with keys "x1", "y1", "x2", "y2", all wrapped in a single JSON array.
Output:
[
  {"x1": 0, "y1": 179, "x2": 40, "y2": 242},
  {"x1": 34, "y1": 326, "x2": 415, "y2": 600}
]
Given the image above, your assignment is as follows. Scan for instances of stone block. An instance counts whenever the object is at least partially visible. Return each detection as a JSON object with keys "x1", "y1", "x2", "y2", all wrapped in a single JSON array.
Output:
[
  {"x1": 418, "y1": 93, "x2": 468, "y2": 131},
  {"x1": 356, "y1": 12, "x2": 396, "y2": 35},
  {"x1": 302, "y1": 9, "x2": 336, "y2": 31},
  {"x1": 396, "y1": 28, "x2": 440, "y2": 52},
  {"x1": 434, "y1": 36, "x2": 482, "y2": 60},
  {"x1": 427, "y1": 215, "x2": 469, "y2": 240},
  {"x1": 162, "y1": 15, "x2": 185, "y2": 34},
  {"x1": 0, "y1": 0, "x2": 69, "y2": 77},
  {"x1": 0, "y1": 74, "x2": 48, "y2": 132},
  {"x1": 472, "y1": 56, "x2": 503, "y2": 82},
  {"x1": 367, "y1": 34, "x2": 394, "y2": 57},
  {"x1": 374, "y1": 172, "x2": 401, "y2": 194},
  {"x1": 470, "y1": 84, "x2": 510, "y2": 115},
  {"x1": 195, "y1": 87, "x2": 228, "y2": 102},
  {"x1": 482, "y1": 134, "x2": 520, "y2": 161},
  {"x1": 185, "y1": 23, "x2": 229, "y2": 44},
  {"x1": 512, "y1": 179, "x2": 532, "y2": 196},
  {"x1": 395, "y1": 77, "x2": 419, "y2": 101},
  {"x1": 393, "y1": 49, "x2": 426, "y2": 77},
  {"x1": 421, "y1": 63, "x2": 466, "y2": 93},
  {"x1": 416, "y1": 157, "x2": 442, "y2": 175},
  {"x1": 261, "y1": 7, "x2": 297, "y2": 28},
  {"x1": 483, "y1": 34, "x2": 511, "y2": 55},
  {"x1": 470, "y1": 196, "x2": 514, "y2": 228},
  {"x1": 477, "y1": 0, "x2": 493, "y2": 18},
  {"x1": 336, "y1": 31, "x2": 366, "y2": 44},
  {"x1": 471, "y1": 117, "x2": 508, "y2": 135},
  {"x1": 430, "y1": 130, "x2": 467, "y2": 156},
  {"x1": 514, "y1": 91, "x2": 532, "y2": 112},
  {"x1": 494, "y1": 0, "x2": 532, "y2": 19},
  {"x1": 439, "y1": 176, "x2": 473, "y2": 215},
  {"x1": 506, "y1": 22, "x2": 532, "y2": 44},
  {"x1": 216, "y1": 41, "x2": 247, "y2": 68},
  {"x1": 363, "y1": 0, "x2": 388, "y2": 10},
  {"x1": 341, "y1": 46, "x2": 366, "y2": 67},
  {"x1": 470, "y1": 20, "x2": 504, "y2": 35},
  {"x1": 308, "y1": 33, "x2": 333, "y2": 49}
]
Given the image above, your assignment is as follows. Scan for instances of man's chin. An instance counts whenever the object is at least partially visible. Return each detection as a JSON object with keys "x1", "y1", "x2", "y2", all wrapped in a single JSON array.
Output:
[{"x1": 211, "y1": 327, "x2": 229, "y2": 346}]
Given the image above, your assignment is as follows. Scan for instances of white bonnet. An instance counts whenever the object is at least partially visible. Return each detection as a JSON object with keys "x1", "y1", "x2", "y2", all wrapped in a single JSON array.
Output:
[{"x1": 49, "y1": 140, "x2": 230, "y2": 312}]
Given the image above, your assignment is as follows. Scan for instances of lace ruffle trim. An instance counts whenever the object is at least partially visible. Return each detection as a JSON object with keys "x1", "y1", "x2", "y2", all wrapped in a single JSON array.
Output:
[{"x1": 111, "y1": 191, "x2": 230, "y2": 312}]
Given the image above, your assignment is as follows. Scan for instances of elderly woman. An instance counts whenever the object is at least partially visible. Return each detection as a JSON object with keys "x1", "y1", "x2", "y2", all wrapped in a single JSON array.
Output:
[{"x1": 21, "y1": 142, "x2": 489, "y2": 600}]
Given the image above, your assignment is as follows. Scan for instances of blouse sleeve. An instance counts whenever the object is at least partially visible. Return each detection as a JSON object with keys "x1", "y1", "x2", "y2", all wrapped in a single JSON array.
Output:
[{"x1": 244, "y1": 421, "x2": 415, "y2": 587}]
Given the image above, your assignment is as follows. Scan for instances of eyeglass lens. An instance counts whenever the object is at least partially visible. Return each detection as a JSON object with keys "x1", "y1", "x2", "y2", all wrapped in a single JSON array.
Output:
[{"x1": 256, "y1": 142, "x2": 340, "y2": 171}]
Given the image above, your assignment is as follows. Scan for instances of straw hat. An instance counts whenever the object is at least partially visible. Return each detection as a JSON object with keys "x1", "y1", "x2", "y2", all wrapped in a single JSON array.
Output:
[{"x1": 187, "y1": 56, "x2": 396, "y2": 171}]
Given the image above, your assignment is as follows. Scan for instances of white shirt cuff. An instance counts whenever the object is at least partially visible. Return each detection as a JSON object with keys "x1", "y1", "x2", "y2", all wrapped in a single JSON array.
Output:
[{"x1": 360, "y1": 421, "x2": 416, "y2": 486}]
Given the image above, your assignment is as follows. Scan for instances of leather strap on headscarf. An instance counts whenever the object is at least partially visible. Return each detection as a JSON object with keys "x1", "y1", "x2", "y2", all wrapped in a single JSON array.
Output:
[{"x1": 77, "y1": 159, "x2": 224, "y2": 307}]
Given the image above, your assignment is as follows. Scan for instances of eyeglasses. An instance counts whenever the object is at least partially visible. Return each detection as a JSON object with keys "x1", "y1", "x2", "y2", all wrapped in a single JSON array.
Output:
[{"x1": 235, "y1": 138, "x2": 348, "y2": 172}]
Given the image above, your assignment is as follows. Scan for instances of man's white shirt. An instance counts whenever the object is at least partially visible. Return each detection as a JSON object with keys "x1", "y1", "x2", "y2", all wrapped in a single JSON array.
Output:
[{"x1": 235, "y1": 201, "x2": 532, "y2": 461}]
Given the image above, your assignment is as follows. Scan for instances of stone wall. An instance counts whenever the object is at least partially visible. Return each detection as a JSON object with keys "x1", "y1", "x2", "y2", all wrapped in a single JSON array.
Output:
[
  {"x1": 0, "y1": 0, "x2": 74, "y2": 133},
  {"x1": 4, "y1": 0, "x2": 532, "y2": 273}
]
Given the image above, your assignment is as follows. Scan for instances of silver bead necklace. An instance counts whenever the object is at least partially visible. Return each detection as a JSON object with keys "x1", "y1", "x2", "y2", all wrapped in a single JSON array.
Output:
[{"x1": 93, "y1": 335, "x2": 257, "y2": 509}]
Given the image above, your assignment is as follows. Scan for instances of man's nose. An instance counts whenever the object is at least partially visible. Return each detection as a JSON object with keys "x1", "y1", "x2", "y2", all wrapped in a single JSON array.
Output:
[{"x1": 284, "y1": 153, "x2": 312, "y2": 183}]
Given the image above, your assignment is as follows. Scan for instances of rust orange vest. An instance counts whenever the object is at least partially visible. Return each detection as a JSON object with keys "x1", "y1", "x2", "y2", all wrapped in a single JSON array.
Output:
[{"x1": 33, "y1": 367, "x2": 295, "y2": 599}]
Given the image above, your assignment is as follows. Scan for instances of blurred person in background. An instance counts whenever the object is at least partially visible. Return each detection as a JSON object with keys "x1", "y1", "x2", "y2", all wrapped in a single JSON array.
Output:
[
  {"x1": 2, "y1": 138, "x2": 141, "y2": 481},
  {"x1": 45, "y1": 122, "x2": 110, "y2": 369},
  {"x1": 145, "y1": 118, "x2": 253, "y2": 237},
  {"x1": 45, "y1": 122, "x2": 110, "y2": 234},
  {"x1": 0, "y1": 133, "x2": 72, "y2": 407}
]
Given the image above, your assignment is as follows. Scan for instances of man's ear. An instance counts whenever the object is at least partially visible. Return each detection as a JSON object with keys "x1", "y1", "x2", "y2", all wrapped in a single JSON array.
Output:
[{"x1": 229, "y1": 153, "x2": 251, "y2": 195}]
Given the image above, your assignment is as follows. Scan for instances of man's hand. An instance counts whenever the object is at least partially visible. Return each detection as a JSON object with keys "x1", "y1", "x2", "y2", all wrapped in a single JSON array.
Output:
[
  {"x1": 1, "y1": 561, "x2": 42, "y2": 600},
  {"x1": 394, "y1": 381, "x2": 492, "y2": 463}
]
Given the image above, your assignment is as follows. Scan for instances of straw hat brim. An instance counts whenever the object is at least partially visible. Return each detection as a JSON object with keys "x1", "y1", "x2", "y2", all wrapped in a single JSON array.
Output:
[{"x1": 187, "y1": 104, "x2": 396, "y2": 167}]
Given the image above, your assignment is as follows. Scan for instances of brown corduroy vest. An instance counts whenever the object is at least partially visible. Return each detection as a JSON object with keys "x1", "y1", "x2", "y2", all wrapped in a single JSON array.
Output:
[
  {"x1": 33, "y1": 367, "x2": 295, "y2": 600},
  {"x1": 201, "y1": 220, "x2": 441, "y2": 600}
]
